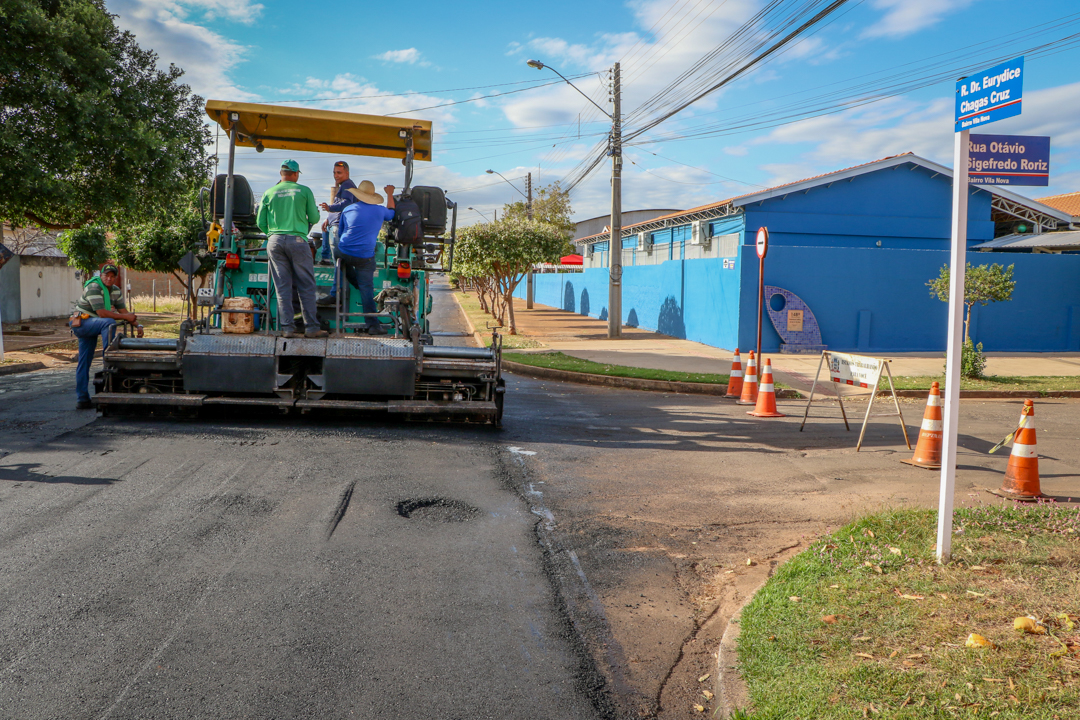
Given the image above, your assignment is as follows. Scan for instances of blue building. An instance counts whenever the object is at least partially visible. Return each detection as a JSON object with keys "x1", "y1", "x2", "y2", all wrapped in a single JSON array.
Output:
[{"x1": 518, "y1": 153, "x2": 1079, "y2": 353}]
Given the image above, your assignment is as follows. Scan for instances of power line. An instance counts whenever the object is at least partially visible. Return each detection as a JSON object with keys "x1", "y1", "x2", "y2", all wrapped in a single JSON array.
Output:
[{"x1": 266, "y1": 72, "x2": 596, "y2": 104}]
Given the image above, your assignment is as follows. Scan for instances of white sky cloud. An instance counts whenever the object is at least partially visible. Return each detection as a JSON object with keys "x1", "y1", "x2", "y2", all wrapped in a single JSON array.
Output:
[
  {"x1": 862, "y1": 0, "x2": 977, "y2": 39},
  {"x1": 107, "y1": 0, "x2": 258, "y2": 99},
  {"x1": 372, "y1": 48, "x2": 430, "y2": 67}
]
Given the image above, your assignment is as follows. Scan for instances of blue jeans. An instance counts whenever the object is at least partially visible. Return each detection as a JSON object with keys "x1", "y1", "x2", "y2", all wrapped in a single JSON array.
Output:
[
  {"x1": 338, "y1": 252, "x2": 381, "y2": 331},
  {"x1": 72, "y1": 317, "x2": 116, "y2": 403}
]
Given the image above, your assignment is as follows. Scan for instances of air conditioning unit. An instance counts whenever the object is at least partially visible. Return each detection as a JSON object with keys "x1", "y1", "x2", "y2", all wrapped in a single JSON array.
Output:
[
  {"x1": 690, "y1": 220, "x2": 711, "y2": 247},
  {"x1": 636, "y1": 231, "x2": 653, "y2": 252}
]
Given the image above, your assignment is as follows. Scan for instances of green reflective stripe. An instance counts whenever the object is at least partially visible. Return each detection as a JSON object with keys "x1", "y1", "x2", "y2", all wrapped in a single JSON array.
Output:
[{"x1": 83, "y1": 277, "x2": 112, "y2": 311}]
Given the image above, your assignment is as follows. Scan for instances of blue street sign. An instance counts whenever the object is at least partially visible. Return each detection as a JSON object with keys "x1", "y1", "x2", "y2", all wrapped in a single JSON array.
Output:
[
  {"x1": 955, "y1": 57, "x2": 1024, "y2": 132},
  {"x1": 968, "y1": 134, "x2": 1050, "y2": 186}
]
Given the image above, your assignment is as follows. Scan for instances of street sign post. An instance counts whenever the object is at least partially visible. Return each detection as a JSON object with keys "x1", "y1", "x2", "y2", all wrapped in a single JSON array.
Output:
[
  {"x1": 969, "y1": 134, "x2": 1050, "y2": 186},
  {"x1": 938, "y1": 57, "x2": 1025, "y2": 564},
  {"x1": 955, "y1": 57, "x2": 1024, "y2": 132},
  {"x1": 755, "y1": 227, "x2": 769, "y2": 364}
]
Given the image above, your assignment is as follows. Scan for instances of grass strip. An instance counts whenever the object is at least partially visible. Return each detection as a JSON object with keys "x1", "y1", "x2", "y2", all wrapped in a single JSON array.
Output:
[
  {"x1": 452, "y1": 291, "x2": 544, "y2": 349},
  {"x1": 737, "y1": 503, "x2": 1080, "y2": 719},
  {"x1": 891, "y1": 376, "x2": 1080, "y2": 393},
  {"x1": 504, "y1": 351, "x2": 733, "y2": 385}
]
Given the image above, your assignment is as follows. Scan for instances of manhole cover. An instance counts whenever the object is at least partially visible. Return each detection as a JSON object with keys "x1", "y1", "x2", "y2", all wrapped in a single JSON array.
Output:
[{"x1": 396, "y1": 497, "x2": 481, "y2": 523}]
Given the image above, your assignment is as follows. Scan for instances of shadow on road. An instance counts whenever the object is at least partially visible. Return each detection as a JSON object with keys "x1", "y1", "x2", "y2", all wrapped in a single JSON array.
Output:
[{"x1": 0, "y1": 462, "x2": 117, "y2": 485}]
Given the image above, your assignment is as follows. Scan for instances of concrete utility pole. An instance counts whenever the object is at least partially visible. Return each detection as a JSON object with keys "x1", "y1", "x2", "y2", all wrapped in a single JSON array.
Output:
[
  {"x1": 608, "y1": 62, "x2": 622, "y2": 339},
  {"x1": 526, "y1": 172, "x2": 534, "y2": 309}
]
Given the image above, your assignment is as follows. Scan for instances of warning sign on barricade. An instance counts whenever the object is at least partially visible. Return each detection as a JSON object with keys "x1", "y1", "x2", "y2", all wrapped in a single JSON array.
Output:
[{"x1": 799, "y1": 351, "x2": 911, "y2": 452}]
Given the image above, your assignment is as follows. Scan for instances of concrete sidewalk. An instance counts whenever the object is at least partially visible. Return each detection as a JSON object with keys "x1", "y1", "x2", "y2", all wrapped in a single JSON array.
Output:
[{"x1": 505, "y1": 301, "x2": 1080, "y2": 387}]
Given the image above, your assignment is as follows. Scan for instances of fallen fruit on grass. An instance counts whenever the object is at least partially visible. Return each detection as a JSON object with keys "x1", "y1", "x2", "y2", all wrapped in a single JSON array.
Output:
[
  {"x1": 746, "y1": 559, "x2": 755, "y2": 566},
  {"x1": 698, "y1": 673, "x2": 711, "y2": 682},
  {"x1": 789, "y1": 596, "x2": 801, "y2": 603},
  {"x1": 693, "y1": 704, "x2": 705, "y2": 712},
  {"x1": 702, "y1": 690, "x2": 714, "y2": 700},
  {"x1": 822, "y1": 615, "x2": 838, "y2": 624},
  {"x1": 1014, "y1": 616, "x2": 1045, "y2": 634},
  {"x1": 966, "y1": 633, "x2": 995, "y2": 649}
]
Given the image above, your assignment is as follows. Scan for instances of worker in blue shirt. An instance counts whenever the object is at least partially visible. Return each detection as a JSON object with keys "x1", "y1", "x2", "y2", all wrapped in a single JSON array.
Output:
[
  {"x1": 335, "y1": 180, "x2": 395, "y2": 334},
  {"x1": 316, "y1": 160, "x2": 357, "y2": 304}
]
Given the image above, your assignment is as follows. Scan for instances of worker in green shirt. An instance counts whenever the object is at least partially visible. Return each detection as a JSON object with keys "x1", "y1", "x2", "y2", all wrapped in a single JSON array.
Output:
[{"x1": 256, "y1": 160, "x2": 327, "y2": 338}]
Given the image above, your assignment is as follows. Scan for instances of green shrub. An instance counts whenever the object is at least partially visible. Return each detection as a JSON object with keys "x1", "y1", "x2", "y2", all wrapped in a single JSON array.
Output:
[{"x1": 944, "y1": 338, "x2": 986, "y2": 379}]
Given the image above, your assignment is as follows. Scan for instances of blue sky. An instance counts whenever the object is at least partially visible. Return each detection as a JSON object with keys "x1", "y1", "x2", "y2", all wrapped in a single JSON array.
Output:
[{"x1": 106, "y1": 0, "x2": 1080, "y2": 226}]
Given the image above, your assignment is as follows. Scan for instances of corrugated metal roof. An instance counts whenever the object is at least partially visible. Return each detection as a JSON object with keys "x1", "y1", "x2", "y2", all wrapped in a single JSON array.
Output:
[
  {"x1": 1037, "y1": 190, "x2": 1080, "y2": 218},
  {"x1": 972, "y1": 230, "x2": 1080, "y2": 249},
  {"x1": 576, "y1": 152, "x2": 1074, "y2": 244}
]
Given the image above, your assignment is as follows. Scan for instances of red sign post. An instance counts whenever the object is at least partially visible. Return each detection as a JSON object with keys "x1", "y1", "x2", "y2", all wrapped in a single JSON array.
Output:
[{"x1": 755, "y1": 227, "x2": 769, "y2": 364}]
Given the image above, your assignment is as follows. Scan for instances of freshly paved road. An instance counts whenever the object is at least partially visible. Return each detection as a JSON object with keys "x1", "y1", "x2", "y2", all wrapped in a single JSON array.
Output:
[{"x1": 0, "y1": 284, "x2": 605, "y2": 720}]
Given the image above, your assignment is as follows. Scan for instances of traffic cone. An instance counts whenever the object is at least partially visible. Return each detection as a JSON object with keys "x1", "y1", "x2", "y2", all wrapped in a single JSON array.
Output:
[
  {"x1": 748, "y1": 358, "x2": 785, "y2": 418},
  {"x1": 725, "y1": 349, "x2": 744, "y2": 399},
  {"x1": 901, "y1": 382, "x2": 942, "y2": 469},
  {"x1": 736, "y1": 351, "x2": 758, "y2": 405},
  {"x1": 993, "y1": 400, "x2": 1043, "y2": 500}
]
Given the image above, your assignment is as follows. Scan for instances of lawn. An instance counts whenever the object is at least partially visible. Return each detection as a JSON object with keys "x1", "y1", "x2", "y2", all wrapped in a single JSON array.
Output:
[
  {"x1": 452, "y1": 291, "x2": 544, "y2": 349},
  {"x1": 736, "y1": 503, "x2": 1080, "y2": 719},
  {"x1": 504, "y1": 351, "x2": 733, "y2": 385},
  {"x1": 890, "y1": 376, "x2": 1080, "y2": 394}
]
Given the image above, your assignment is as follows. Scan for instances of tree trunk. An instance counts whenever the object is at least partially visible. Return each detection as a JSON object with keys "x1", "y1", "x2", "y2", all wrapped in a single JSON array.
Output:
[
  {"x1": 964, "y1": 302, "x2": 973, "y2": 343},
  {"x1": 504, "y1": 277, "x2": 521, "y2": 335}
]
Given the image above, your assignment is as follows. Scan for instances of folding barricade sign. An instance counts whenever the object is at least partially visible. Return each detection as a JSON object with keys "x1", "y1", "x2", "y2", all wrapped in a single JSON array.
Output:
[{"x1": 799, "y1": 351, "x2": 911, "y2": 452}]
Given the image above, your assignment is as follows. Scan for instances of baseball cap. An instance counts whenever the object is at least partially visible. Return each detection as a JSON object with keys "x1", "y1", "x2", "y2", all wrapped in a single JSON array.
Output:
[
  {"x1": 100, "y1": 263, "x2": 119, "y2": 275},
  {"x1": 281, "y1": 159, "x2": 302, "y2": 173}
]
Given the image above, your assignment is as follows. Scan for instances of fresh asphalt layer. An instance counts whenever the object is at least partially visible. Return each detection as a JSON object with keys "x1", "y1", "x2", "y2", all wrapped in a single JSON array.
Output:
[{"x1": 3, "y1": 280, "x2": 1079, "y2": 720}]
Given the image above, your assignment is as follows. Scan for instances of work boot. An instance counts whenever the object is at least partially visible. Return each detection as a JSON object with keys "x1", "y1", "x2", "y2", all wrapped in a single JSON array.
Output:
[
  {"x1": 282, "y1": 329, "x2": 303, "y2": 338},
  {"x1": 316, "y1": 294, "x2": 336, "y2": 306},
  {"x1": 76, "y1": 400, "x2": 94, "y2": 410},
  {"x1": 304, "y1": 328, "x2": 329, "y2": 338},
  {"x1": 366, "y1": 324, "x2": 388, "y2": 336}
]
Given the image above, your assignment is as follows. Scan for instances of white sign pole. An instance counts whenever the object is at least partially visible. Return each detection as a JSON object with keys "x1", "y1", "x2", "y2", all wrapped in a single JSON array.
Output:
[{"x1": 936, "y1": 128, "x2": 970, "y2": 564}]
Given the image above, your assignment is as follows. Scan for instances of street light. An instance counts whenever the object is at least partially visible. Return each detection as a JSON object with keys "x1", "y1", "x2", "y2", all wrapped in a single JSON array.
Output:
[
  {"x1": 485, "y1": 170, "x2": 531, "y2": 217},
  {"x1": 467, "y1": 206, "x2": 491, "y2": 222},
  {"x1": 528, "y1": 58, "x2": 622, "y2": 338}
]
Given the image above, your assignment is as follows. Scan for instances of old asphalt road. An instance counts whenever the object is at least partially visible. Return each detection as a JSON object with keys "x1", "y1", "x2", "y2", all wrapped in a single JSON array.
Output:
[{"x1": 5, "y1": 279, "x2": 1080, "y2": 720}]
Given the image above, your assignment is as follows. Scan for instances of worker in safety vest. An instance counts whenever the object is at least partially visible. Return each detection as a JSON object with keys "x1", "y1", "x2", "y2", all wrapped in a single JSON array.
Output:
[{"x1": 69, "y1": 263, "x2": 140, "y2": 410}]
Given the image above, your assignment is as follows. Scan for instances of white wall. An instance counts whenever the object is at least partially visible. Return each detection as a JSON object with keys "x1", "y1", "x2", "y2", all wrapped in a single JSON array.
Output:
[{"x1": 18, "y1": 258, "x2": 83, "y2": 320}]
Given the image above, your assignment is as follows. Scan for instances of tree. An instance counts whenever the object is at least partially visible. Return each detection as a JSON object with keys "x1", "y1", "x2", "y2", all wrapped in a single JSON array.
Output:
[
  {"x1": 457, "y1": 218, "x2": 572, "y2": 334},
  {"x1": 500, "y1": 181, "x2": 575, "y2": 236},
  {"x1": 55, "y1": 226, "x2": 110, "y2": 276},
  {"x1": 111, "y1": 186, "x2": 212, "y2": 313},
  {"x1": 927, "y1": 262, "x2": 1016, "y2": 342},
  {"x1": 0, "y1": 0, "x2": 213, "y2": 230}
]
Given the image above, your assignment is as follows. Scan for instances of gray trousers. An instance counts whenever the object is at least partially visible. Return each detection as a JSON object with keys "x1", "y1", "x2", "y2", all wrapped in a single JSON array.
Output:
[{"x1": 267, "y1": 234, "x2": 318, "y2": 332}]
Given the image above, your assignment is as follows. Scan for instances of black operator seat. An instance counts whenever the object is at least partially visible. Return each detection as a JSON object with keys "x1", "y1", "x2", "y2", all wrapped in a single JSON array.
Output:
[{"x1": 207, "y1": 174, "x2": 259, "y2": 231}]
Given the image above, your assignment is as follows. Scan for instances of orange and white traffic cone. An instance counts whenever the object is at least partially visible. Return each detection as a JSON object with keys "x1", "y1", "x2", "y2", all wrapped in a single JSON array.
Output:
[
  {"x1": 736, "y1": 351, "x2": 758, "y2": 405},
  {"x1": 748, "y1": 358, "x2": 785, "y2": 418},
  {"x1": 725, "y1": 349, "x2": 744, "y2": 399},
  {"x1": 993, "y1": 400, "x2": 1043, "y2": 500},
  {"x1": 901, "y1": 382, "x2": 943, "y2": 469}
]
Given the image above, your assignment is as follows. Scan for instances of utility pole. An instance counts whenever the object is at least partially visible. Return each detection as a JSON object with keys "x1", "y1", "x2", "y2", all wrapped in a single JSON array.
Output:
[
  {"x1": 608, "y1": 62, "x2": 622, "y2": 339},
  {"x1": 526, "y1": 172, "x2": 534, "y2": 309}
]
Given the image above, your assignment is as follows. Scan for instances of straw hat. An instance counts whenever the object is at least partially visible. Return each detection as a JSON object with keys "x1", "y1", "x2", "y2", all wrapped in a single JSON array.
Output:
[{"x1": 348, "y1": 180, "x2": 383, "y2": 205}]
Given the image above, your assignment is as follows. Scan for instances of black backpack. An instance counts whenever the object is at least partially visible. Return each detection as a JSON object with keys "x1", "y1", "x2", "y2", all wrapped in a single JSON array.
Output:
[{"x1": 392, "y1": 193, "x2": 424, "y2": 245}]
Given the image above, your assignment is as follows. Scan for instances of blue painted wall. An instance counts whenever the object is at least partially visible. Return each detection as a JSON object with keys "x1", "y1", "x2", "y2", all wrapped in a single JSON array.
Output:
[
  {"x1": 522, "y1": 161, "x2": 1076, "y2": 353},
  {"x1": 519, "y1": 253, "x2": 743, "y2": 350},
  {"x1": 740, "y1": 247, "x2": 1080, "y2": 352}
]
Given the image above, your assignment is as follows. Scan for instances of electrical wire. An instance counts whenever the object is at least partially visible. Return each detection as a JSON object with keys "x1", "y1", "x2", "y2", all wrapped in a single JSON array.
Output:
[{"x1": 266, "y1": 72, "x2": 595, "y2": 104}]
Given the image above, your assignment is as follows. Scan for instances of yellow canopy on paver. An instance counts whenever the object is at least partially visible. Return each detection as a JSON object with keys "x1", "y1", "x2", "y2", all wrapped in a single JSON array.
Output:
[{"x1": 204, "y1": 100, "x2": 433, "y2": 161}]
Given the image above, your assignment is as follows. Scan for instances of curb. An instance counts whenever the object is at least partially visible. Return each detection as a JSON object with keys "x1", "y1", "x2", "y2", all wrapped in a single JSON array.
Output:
[
  {"x1": 716, "y1": 579, "x2": 769, "y2": 720},
  {"x1": 502, "y1": 360, "x2": 802, "y2": 397},
  {"x1": 0, "y1": 362, "x2": 47, "y2": 377}
]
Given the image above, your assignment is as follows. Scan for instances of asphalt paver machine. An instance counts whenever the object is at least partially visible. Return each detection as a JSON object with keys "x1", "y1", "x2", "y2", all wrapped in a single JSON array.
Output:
[{"x1": 94, "y1": 101, "x2": 504, "y2": 424}]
